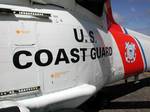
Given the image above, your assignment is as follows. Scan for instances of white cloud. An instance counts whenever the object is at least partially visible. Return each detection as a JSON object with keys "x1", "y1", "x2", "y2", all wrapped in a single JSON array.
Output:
[{"x1": 131, "y1": 7, "x2": 136, "y2": 12}]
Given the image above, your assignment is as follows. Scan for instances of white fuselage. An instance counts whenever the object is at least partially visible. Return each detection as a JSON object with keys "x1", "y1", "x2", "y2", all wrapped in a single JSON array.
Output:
[{"x1": 0, "y1": 1, "x2": 150, "y2": 112}]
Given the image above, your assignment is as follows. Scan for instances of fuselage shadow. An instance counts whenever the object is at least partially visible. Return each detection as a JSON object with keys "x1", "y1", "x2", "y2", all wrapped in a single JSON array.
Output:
[{"x1": 79, "y1": 77, "x2": 150, "y2": 112}]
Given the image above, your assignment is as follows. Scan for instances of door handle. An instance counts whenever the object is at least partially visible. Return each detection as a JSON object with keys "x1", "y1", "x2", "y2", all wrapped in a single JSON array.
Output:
[{"x1": 15, "y1": 44, "x2": 36, "y2": 46}]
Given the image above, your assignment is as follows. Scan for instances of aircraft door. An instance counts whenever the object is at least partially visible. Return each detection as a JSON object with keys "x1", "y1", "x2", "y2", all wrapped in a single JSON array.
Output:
[
  {"x1": 0, "y1": 20, "x2": 40, "y2": 97},
  {"x1": 12, "y1": 21, "x2": 40, "y2": 89}
]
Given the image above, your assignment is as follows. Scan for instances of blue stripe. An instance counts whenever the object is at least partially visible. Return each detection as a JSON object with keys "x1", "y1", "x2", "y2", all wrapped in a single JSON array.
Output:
[
  {"x1": 134, "y1": 37, "x2": 147, "y2": 71},
  {"x1": 123, "y1": 27, "x2": 128, "y2": 34},
  {"x1": 124, "y1": 28, "x2": 147, "y2": 71}
]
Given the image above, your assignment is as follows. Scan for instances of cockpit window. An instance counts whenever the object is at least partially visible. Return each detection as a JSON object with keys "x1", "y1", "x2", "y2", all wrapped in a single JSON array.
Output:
[{"x1": 75, "y1": 0, "x2": 105, "y2": 17}]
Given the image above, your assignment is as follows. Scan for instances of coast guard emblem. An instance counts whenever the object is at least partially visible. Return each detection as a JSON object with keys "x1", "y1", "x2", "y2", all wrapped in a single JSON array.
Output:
[{"x1": 125, "y1": 42, "x2": 136, "y2": 63}]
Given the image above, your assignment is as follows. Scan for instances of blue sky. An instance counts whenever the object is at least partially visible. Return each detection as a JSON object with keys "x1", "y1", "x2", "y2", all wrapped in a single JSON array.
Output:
[{"x1": 111, "y1": 0, "x2": 150, "y2": 36}]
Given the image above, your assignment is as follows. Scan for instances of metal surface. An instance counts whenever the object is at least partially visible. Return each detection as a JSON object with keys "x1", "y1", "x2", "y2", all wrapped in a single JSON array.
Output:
[{"x1": 0, "y1": 0, "x2": 150, "y2": 112}]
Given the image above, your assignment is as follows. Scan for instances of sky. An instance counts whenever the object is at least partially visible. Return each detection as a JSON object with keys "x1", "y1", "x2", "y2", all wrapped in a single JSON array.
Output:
[{"x1": 111, "y1": 0, "x2": 150, "y2": 36}]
